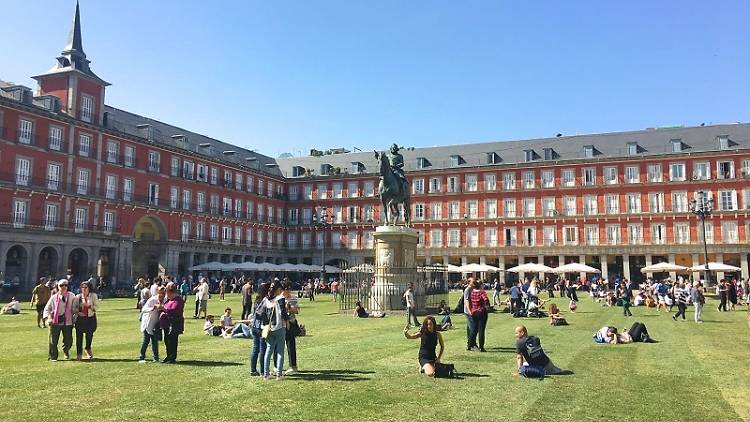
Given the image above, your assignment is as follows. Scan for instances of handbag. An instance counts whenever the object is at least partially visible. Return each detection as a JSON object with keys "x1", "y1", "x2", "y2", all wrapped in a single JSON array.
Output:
[{"x1": 261, "y1": 302, "x2": 275, "y2": 339}]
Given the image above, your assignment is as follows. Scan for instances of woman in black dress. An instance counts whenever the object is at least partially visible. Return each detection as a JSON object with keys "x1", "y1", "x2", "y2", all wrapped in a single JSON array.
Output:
[
  {"x1": 727, "y1": 280, "x2": 738, "y2": 310},
  {"x1": 404, "y1": 316, "x2": 444, "y2": 377},
  {"x1": 717, "y1": 280, "x2": 728, "y2": 312}
]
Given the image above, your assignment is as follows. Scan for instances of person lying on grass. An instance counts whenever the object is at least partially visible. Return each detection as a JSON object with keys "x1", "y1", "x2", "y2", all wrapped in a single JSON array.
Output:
[
  {"x1": 593, "y1": 322, "x2": 655, "y2": 344},
  {"x1": 548, "y1": 303, "x2": 567, "y2": 326},
  {"x1": 404, "y1": 316, "x2": 444, "y2": 377}
]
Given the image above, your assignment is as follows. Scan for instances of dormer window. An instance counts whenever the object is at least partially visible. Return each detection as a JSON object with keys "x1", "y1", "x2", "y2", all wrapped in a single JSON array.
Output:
[
  {"x1": 450, "y1": 155, "x2": 463, "y2": 167},
  {"x1": 525, "y1": 149, "x2": 538, "y2": 163},
  {"x1": 320, "y1": 164, "x2": 332, "y2": 176},
  {"x1": 583, "y1": 145, "x2": 594, "y2": 158},
  {"x1": 351, "y1": 161, "x2": 364, "y2": 174},
  {"x1": 292, "y1": 166, "x2": 305, "y2": 177},
  {"x1": 671, "y1": 139, "x2": 684, "y2": 153},
  {"x1": 627, "y1": 142, "x2": 639, "y2": 156},
  {"x1": 417, "y1": 157, "x2": 430, "y2": 169},
  {"x1": 718, "y1": 135, "x2": 730, "y2": 150},
  {"x1": 543, "y1": 148, "x2": 555, "y2": 161},
  {"x1": 486, "y1": 152, "x2": 500, "y2": 164}
]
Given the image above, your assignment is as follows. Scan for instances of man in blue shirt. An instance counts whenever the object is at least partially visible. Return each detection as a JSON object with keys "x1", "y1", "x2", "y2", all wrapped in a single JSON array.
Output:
[{"x1": 509, "y1": 282, "x2": 521, "y2": 313}]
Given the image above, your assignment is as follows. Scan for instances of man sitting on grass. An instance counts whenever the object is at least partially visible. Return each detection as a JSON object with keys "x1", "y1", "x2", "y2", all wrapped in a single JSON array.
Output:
[
  {"x1": 1, "y1": 297, "x2": 21, "y2": 315},
  {"x1": 514, "y1": 325, "x2": 562, "y2": 377}
]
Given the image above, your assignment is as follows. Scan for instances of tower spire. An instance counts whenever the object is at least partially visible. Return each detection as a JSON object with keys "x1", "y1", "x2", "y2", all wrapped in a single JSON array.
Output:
[{"x1": 63, "y1": 0, "x2": 85, "y2": 58}]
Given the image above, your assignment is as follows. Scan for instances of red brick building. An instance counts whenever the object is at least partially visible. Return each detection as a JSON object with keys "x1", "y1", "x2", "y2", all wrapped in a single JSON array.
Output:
[{"x1": 1, "y1": 4, "x2": 749, "y2": 292}]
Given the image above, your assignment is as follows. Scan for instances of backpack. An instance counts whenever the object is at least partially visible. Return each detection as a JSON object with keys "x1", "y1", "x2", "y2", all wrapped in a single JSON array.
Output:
[
  {"x1": 434, "y1": 362, "x2": 456, "y2": 378},
  {"x1": 525, "y1": 336, "x2": 544, "y2": 362}
]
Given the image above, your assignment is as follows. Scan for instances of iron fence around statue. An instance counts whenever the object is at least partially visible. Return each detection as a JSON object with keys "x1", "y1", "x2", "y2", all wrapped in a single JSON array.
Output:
[{"x1": 338, "y1": 264, "x2": 448, "y2": 314}]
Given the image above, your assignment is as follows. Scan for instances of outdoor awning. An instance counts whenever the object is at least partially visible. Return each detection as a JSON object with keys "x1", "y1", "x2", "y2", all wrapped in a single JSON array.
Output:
[
  {"x1": 688, "y1": 262, "x2": 741, "y2": 272},
  {"x1": 640, "y1": 262, "x2": 688, "y2": 273},
  {"x1": 506, "y1": 263, "x2": 555, "y2": 273},
  {"x1": 552, "y1": 263, "x2": 601, "y2": 274}
]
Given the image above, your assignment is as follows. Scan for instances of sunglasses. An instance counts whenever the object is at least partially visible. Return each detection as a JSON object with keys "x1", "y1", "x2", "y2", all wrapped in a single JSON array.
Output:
[{"x1": 60, "y1": 284, "x2": 69, "y2": 287}]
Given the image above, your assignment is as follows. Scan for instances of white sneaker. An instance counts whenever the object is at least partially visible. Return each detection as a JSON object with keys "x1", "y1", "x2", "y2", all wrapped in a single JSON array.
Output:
[
  {"x1": 285, "y1": 367, "x2": 297, "y2": 375},
  {"x1": 138, "y1": 359, "x2": 147, "y2": 364}
]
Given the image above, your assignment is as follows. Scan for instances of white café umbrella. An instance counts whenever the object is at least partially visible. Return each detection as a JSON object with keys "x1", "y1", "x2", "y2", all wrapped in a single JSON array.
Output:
[
  {"x1": 688, "y1": 262, "x2": 741, "y2": 272},
  {"x1": 445, "y1": 264, "x2": 463, "y2": 273},
  {"x1": 343, "y1": 264, "x2": 374, "y2": 273},
  {"x1": 323, "y1": 265, "x2": 342, "y2": 273},
  {"x1": 506, "y1": 263, "x2": 555, "y2": 273},
  {"x1": 460, "y1": 263, "x2": 500, "y2": 272},
  {"x1": 235, "y1": 261, "x2": 260, "y2": 271},
  {"x1": 276, "y1": 263, "x2": 301, "y2": 272},
  {"x1": 640, "y1": 262, "x2": 688, "y2": 273},
  {"x1": 189, "y1": 261, "x2": 225, "y2": 271},
  {"x1": 552, "y1": 263, "x2": 601, "y2": 274}
]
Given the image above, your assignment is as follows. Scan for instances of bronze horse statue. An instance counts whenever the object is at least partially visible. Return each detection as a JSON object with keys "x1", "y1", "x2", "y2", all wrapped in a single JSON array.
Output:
[{"x1": 375, "y1": 150, "x2": 411, "y2": 226}]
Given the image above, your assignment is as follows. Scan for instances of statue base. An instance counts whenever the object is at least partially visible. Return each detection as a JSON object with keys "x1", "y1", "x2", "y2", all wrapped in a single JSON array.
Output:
[{"x1": 369, "y1": 226, "x2": 421, "y2": 314}]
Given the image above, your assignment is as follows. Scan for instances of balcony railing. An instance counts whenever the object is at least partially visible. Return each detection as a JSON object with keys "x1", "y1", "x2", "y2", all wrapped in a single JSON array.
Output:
[{"x1": 0, "y1": 216, "x2": 119, "y2": 235}]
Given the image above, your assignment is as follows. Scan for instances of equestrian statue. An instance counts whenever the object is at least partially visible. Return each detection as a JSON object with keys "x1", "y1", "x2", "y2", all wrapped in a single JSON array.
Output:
[{"x1": 375, "y1": 143, "x2": 411, "y2": 226}]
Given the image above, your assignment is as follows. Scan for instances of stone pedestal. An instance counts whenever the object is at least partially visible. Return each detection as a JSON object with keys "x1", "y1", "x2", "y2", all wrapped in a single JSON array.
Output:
[{"x1": 370, "y1": 226, "x2": 419, "y2": 313}]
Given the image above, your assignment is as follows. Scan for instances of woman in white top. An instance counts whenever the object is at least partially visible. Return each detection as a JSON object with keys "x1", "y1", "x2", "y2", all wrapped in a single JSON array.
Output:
[
  {"x1": 257, "y1": 281, "x2": 290, "y2": 379},
  {"x1": 139, "y1": 286, "x2": 165, "y2": 363},
  {"x1": 75, "y1": 281, "x2": 99, "y2": 360}
]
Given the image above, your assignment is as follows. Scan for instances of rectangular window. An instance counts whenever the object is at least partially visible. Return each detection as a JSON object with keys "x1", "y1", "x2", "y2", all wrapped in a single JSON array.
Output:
[
  {"x1": 13, "y1": 200, "x2": 27, "y2": 228},
  {"x1": 717, "y1": 161, "x2": 734, "y2": 179},
  {"x1": 606, "y1": 194, "x2": 619, "y2": 214},
  {"x1": 171, "y1": 157, "x2": 180, "y2": 177},
  {"x1": 364, "y1": 181, "x2": 375, "y2": 197},
  {"x1": 467, "y1": 200, "x2": 478, "y2": 218},
  {"x1": 447, "y1": 177, "x2": 459, "y2": 193},
  {"x1": 77, "y1": 169, "x2": 90, "y2": 195},
  {"x1": 604, "y1": 167, "x2": 617, "y2": 185},
  {"x1": 258, "y1": 179, "x2": 266, "y2": 196},
  {"x1": 504, "y1": 228, "x2": 516, "y2": 246},
  {"x1": 628, "y1": 224, "x2": 643, "y2": 245},
  {"x1": 693, "y1": 162, "x2": 710, "y2": 180},
  {"x1": 722, "y1": 221, "x2": 738, "y2": 243},
  {"x1": 543, "y1": 226, "x2": 556, "y2": 246},
  {"x1": 563, "y1": 226, "x2": 577, "y2": 245},
  {"x1": 430, "y1": 230, "x2": 443, "y2": 247},
  {"x1": 47, "y1": 163, "x2": 61, "y2": 191},
  {"x1": 674, "y1": 223, "x2": 690, "y2": 244},
  {"x1": 648, "y1": 192, "x2": 664, "y2": 213},
  {"x1": 210, "y1": 167, "x2": 218, "y2": 185},
  {"x1": 583, "y1": 168, "x2": 595, "y2": 186},
  {"x1": 720, "y1": 190, "x2": 737, "y2": 211},
  {"x1": 78, "y1": 134, "x2": 91, "y2": 157},
  {"x1": 522, "y1": 171, "x2": 535, "y2": 189},
  {"x1": 210, "y1": 224, "x2": 218, "y2": 241},
  {"x1": 564, "y1": 196, "x2": 576, "y2": 216},
  {"x1": 170, "y1": 187, "x2": 179, "y2": 209},
  {"x1": 484, "y1": 173, "x2": 496, "y2": 191},
  {"x1": 465, "y1": 175, "x2": 478, "y2": 192},
  {"x1": 585, "y1": 225, "x2": 599, "y2": 245},
  {"x1": 523, "y1": 198, "x2": 535, "y2": 217},
  {"x1": 485, "y1": 200, "x2": 497, "y2": 218},
  {"x1": 448, "y1": 201, "x2": 460, "y2": 219},
  {"x1": 332, "y1": 183, "x2": 343, "y2": 198},
  {"x1": 80, "y1": 95, "x2": 94, "y2": 122},
  {"x1": 44, "y1": 203, "x2": 58, "y2": 231},
  {"x1": 348, "y1": 181, "x2": 359, "y2": 197},
  {"x1": 584, "y1": 195, "x2": 597, "y2": 215},
  {"x1": 183, "y1": 189, "x2": 192, "y2": 210},
  {"x1": 196, "y1": 222, "x2": 205, "y2": 241},
  {"x1": 669, "y1": 163, "x2": 686, "y2": 181},
  {"x1": 412, "y1": 179, "x2": 425, "y2": 194},
  {"x1": 647, "y1": 164, "x2": 662, "y2": 183},
  {"x1": 148, "y1": 151, "x2": 160, "y2": 172},
  {"x1": 606, "y1": 225, "x2": 621, "y2": 245},
  {"x1": 288, "y1": 185, "x2": 299, "y2": 201},
  {"x1": 504, "y1": 198, "x2": 516, "y2": 217},
  {"x1": 562, "y1": 169, "x2": 575, "y2": 187},
  {"x1": 413, "y1": 203, "x2": 425, "y2": 220},
  {"x1": 485, "y1": 228, "x2": 497, "y2": 247},
  {"x1": 107, "y1": 142, "x2": 119, "y2": 164},
  {"x1": 429, "y1": 177, "x2": 441, "y2": 193},
  {"x1": 289, "y1": 208, "x2": 299, "y2": 224},
  {"x1": 235, "y1": 172, "x2": 243, "y2": 190},
  {"x1": 105, "y1": 174, "x2": 117, "y2": 199},
  {"x1": 447, "y1": 229, "x2": 460, "y2": 247},
  {"x1": 503, "y1": 173, "x2": 515, "y2": 190},
  {"x1": 651, "y1": 223, "x2": 666, "y2": 245},
  {"x1": 124, "y1": 145, "x2": 135, "y2": 167},
  {"x1": 625, "y1": 166, "x2": 639, "y2": 183},
  {"x1": 467, "y1": 228, "x2": 479, "y2": 247},
  {"x1": 583, "y1": 145, "x2": 594, "y2": 158},
  {"x1": 542, "y1": 197, "x2": 556, "y2": 216},
  {"x1": 222, "y1": 226, "x2": 232, "y2": 244},
  {"x1": 183, "y1": 161, "x2": 195, "y2": 180},
  {"x1": 123, "y1": 178, "x2": 134, "y2": 202},
  {"x1": 103, "y1": 211, "x2": 115, "y2": 235},
  {"x1": 49, "y1": 126, "x2": 63, "y2": 151},
  {"x1": 235, "y1": 226, "x2": 242, "y2": 245},
  {"x1": 18, "y1": 119, "x2": 33, "y2": 144},
  {"x1": 148, "y1": 183, "x2": 159, "y2": 207},
  {"x1": 541, "y1": 170, "x2": 554, "y2": 188},
  {"x1": 627, "y1": 142, "x2": 638, "y2": 156},
  {"x1": 524, "y1": 227, "x2": 535, "y2": 246},
  {"x1": 626, "y1": 193, "x2": 641, "y2": 213},
  {"x1": 196, "y1": 192, "x2": 205, "y2": 212},
  {"x1": 74, "y1": 208, "x2": 87, "y2": 233},
  {"x1": 671, "y1": 139, "x2": 683, "y2": 153},
  {"x1": 672, "y1": 191, "x2": 688, "y2": 212},
  {"x1": 431, "y1": 202, "x2": 442, "y2": 220}
]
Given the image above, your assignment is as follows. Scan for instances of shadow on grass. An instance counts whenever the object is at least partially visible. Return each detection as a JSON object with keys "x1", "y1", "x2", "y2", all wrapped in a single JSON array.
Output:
[
  {"x1": 89, "y1": 358, "x2": 136, "y2": 363},
  {"x1": 485, "y1": 347, "x2": 516, "y2": 353},
  {"x1": 287, "y1": 369, "x2": 374, "y2": 382},
  {"x1": 175, "y1": 360, "x2": 244, "y2": 367},
  {"x1": 454, "y1": 372, "x2": 490, "y2": 380},
  {"x1": 550, "y1": 370, "x2": 575, "y2": 376}
]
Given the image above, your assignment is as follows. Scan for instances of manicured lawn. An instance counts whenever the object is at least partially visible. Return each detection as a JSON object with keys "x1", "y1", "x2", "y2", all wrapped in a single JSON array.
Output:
[{"x1": 1, "y1": 292, "x2": 748, "y2": 421}]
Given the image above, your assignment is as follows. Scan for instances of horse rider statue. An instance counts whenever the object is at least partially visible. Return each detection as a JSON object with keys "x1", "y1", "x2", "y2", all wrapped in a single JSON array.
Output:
[{"x1": 374, "y1": 143, "x2": 411, "y2": 226}]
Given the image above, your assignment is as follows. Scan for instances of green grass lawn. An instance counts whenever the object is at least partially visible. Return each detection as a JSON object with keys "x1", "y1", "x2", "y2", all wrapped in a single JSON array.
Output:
[{"x1": 1, "y1": 292, "x2": 748, "y2": 422}]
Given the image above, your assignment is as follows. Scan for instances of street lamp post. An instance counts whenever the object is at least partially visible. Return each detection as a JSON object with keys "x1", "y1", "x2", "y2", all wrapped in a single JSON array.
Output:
[
  {"x1": 690, "y1": 191, "x2": 714, "y2": 286},
  {"x1": 313, "y1": 207, "x2": 330, "y2": 283}
]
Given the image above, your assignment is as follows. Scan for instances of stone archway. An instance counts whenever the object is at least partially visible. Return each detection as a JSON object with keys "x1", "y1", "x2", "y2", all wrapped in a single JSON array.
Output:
[
  {"x1": 37, "y1": 246, "x2": 59, "y2": 280},
  {"x1": 133, "y1": 215, "x2": 168, "y2": 280},
  {"x1": 5, "y1": 245, "x2": 28, "y2": 287},
  {"x1": 68, "y1": 248, "x2": 89, "y2": 280}
]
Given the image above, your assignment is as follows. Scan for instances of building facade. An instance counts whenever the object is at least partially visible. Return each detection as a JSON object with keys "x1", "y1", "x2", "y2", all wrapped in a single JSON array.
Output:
[{"x1": 1, "y1": 4, "x2": 749, "y2": 292}]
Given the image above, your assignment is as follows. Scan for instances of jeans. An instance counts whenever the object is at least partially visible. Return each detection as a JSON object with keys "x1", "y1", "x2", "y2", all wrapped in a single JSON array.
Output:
[
  {"x1": 181, "y1": 293, "x2": 187, "y2": 303},
  {"x1": 49, "y1": 324, "x2": 73, "y2": 360},
  {"x1": 263, "y1": 328, "x2": 286, "y2": 377},
  {"x1": 492, "y1": 291, "x2": 501, "y2": 305},
  {"x1": 694, "y1": 303, "x2": 703, "y2": 322},
  {"x1": 250, "y1": 328, "x2": 266, "y2": 374},
  {"x1": 465, "y1": 313, "x2": 476, "y2": 349},
  {"x1": 232, "y1": 323, "x2": 251, "y2": 338},
  {"x1": 406, "y1": 307, "x2": 420, "y2": 327},
  {"x1": 163, "y1": 328, "x2": 180, "y2": 362},
  {"x1": 286, "y1": 332, "x2": 297, "y2": 368},
  {"x1": 470, "y1": 312, "x2": 488, "y2": 349},
  {"x1": 674, "y1": 303, "x2": 687, "y2": 320},
  {"x1": 139, "y1": 330, "x2": 160, "y2": 360}
]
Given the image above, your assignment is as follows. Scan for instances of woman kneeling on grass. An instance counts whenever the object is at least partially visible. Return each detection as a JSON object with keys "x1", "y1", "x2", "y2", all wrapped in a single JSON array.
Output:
[{"x1": 404, "y1": 316, "x2": 444, "y2": 377}]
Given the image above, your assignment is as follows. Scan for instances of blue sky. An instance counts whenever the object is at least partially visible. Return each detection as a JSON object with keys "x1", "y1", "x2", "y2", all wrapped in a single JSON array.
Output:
[{"x1": 2, "y1": 1, "x2": 749, "y2": 157}]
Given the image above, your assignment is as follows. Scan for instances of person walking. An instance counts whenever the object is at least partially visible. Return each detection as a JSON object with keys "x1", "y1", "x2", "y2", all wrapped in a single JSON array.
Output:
[
  {"x1": 219, "y1": 278, "x2": 226, "y2": 301},
  {"x1": 74, "y1": 281, "x2": 98, "y2": 360},
  {"x1": 403, "y1": 282, "x2": 420, "y2": 328},
  {"x1": 31, "y1": 277, "x2": 51, "y2": 328},
  {"x1": 160, "y1": 282, "x2": 184, "y2": 363},
  {"x1": 622, "y1": 287, "x2": 633, "y2": 317},
  {"x1": 463, "y1": 278, "x2": 476, "y2": 350},
  {"x1": 491, "y1": 278, "x2": 502, "y2": 306},
  {"x1": 241, "y1": 279, "x2": 254, "y2": 320},
  {"x1": 468, "y1": 278, "x2": 490, "y2": 352},
  {"x1": 193, "y1": 277, "x2": 209, "y2": 319},
  {"x1": 717, "y1": 280, "x2": 728, "y2": 312},
  {"x1": 690, "y1": 282, "x2": 705, "y2": 323},
  {"x1": 139, "y1": 286, "x2": 165, "y2": 362},
  {"x1": 179, "y1": 278, "x2": 190, "y2": 303},
  {"x1": 43, "y1": 279, "x2": 78, "y2": 361},
  {"x1": 672, "y1": 282, "x2": 689, "y2": 321}
]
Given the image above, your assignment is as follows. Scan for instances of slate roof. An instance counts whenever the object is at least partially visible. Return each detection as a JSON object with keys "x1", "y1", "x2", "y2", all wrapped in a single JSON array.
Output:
[{"x1": 274, "y1": 123, "x2": 750, "y2": 177}]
